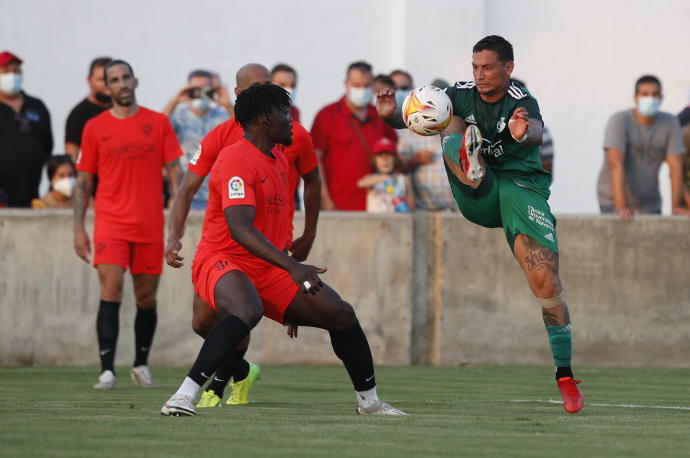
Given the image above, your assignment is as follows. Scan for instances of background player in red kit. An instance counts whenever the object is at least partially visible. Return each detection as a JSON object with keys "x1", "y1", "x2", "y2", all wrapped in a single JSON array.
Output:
[
  {"x1": 73, "y1": 60, "x2": 183, "y2": 390},
  {"x1": 165, "y1": 63, "x2": 321, "y2": 407},
  {"x1": 161, "y1": 83, "x2": 404, "y2": 417}
]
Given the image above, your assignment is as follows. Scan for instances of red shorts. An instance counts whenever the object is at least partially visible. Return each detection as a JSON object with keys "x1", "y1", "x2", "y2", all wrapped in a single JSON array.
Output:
[
  {"x1": 93, "y1": 237, "x2": 163, "y2": 275},
  {"x1": 192, "y1": 253, "x2": 299, "y2": 324}
]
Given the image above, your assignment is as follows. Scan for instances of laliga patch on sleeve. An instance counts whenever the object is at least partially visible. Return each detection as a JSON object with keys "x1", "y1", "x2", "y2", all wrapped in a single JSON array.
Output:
[{"x1": 228, "y1": 176, "x2": 245, "y2": 199}]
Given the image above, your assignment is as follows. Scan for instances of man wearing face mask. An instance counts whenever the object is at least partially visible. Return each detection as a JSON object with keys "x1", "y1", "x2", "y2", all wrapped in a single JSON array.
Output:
[
  {"x1": 271, "y1": 63, "x2": 300, "y2": 124},
  {"x1": 164, "y1": 70, "x2": 230, "y2": 209},
  {"x1": 597, "y1": 75, "x2": 689, "y2": 220},
  {"x1": 65, "y1": 57, "x2": 112, "y2": 163},
  {"x1": 311, "y1": 61, "x2": 397, "y2": 211},
  {"x1": 0, "y1": 50, "x2": 53, "y2": 208}
]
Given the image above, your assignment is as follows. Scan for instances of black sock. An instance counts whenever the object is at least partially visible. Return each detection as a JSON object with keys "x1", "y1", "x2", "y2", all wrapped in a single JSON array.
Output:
[
  {"x1": 330, "y1": 321, "x2": 376, "y2": 391},
  {"x1": 187, "y1": 315, "x2": 251, "y2": 386},
  {"x1": 96, "y1": 300, "x2": 121, "y2": 374},
  {"x1": 556, "y1": 366, "x2": 574, "y2": 379},
  {"x1": 206, "y1": 348, "x2": 248, "y2": 398},
  {"x1": 133, "y1": 306, "x2": 157, "y2": 367}
]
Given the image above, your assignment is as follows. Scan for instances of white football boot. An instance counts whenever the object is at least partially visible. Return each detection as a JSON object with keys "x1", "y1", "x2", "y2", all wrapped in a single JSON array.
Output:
[
  {"x1": 131, "y1": 365, "x2": 158, "y2": 388},
  {"x1": 462, "y1": 124, "x2": 485, "y2": 182},
  {"x1": 356, "y1": 400, "x2": 409, "y2": 416},
  {"x1": 161, "y1": 394, "x2": 197, "y2": 417},
  {"x1": 93, "y1": 370, "x2": 116, "y2": 390}
]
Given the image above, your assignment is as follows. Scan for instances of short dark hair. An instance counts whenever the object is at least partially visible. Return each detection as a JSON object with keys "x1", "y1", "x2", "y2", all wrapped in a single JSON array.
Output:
[
  {"x1": 473, "y1": 35, "x2": 514, "y2": 62},
  {"x1": 635, "y1": 75, "x2": 662, "y2": 94},
  {"x1": 271, "y1": 63, "x2": 297, "y2": 81},
  {"x1": 373, "y1": 74, "x2": 395, "y2": 88},
  {"x1": 347, "y1": 61, "x2": 373, "y2": 77},
  {"x1": 46, "y1": 154, "x2": 75, "y2": 184},
  {"x1": 89, "y1": 57, "x2": 112, "y2": 78},
  {"x1": 234, "y1": 83, "x2": 291, "y2": 129},
  {"x1": 103, "y1": 59, "x2": 134, "y2": 83},
  {"x1": 187, "y1": 69, "x2": 213, "y2": 82},
  {"x1": 390, "y1": 69, "x2": 413, "y2": 86}
]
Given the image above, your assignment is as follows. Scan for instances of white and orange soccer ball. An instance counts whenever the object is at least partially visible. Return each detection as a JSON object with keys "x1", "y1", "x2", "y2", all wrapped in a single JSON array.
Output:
[{"x1": 401, "y1": 85, "x2": 453, "y2": 136}]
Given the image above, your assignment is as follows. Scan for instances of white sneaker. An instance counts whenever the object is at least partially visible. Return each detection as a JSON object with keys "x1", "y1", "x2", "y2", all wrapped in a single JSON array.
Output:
[
  {"x1": 356, "y1": 400, "x2": 408, "y2": 416},
  {"x1": 161, "y1": 394, "x2": 197, "y2": 417},
  {"x1": 93, "y1": 370, "x2": 116, "y2": 390},
  {"x1": 131, "y1": 365, "x2": 158, "y2": 388},
  {"x1": 462, "y1": 124, "x2": 485, "y2": 182}
]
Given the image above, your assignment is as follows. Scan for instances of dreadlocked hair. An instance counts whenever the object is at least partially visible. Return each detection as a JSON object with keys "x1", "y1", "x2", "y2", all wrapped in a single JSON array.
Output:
[{"x1": 234, "y1": 83, "x2": 291, "y2": 129}]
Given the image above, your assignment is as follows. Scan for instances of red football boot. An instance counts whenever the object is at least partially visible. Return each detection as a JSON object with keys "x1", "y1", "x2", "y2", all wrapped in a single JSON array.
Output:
[{"x1": 557, "y1": 377, "x2": 584, "y2": 413}]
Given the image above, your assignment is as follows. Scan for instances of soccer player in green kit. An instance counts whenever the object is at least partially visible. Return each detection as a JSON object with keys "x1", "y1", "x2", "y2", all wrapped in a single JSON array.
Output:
[{"x1": 376, "y1": 35, "x2": 584, "y2": 413}]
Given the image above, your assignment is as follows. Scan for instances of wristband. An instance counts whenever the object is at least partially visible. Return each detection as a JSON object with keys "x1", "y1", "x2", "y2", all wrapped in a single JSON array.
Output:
[{"x1": 512, "y1": 131, "x2": 528, "y2": 143}]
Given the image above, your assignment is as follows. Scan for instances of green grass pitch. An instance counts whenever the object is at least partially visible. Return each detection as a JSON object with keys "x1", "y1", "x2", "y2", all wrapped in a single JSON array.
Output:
[{"x1": 1, "y1": 365, "x2": 689, "y2": 457}]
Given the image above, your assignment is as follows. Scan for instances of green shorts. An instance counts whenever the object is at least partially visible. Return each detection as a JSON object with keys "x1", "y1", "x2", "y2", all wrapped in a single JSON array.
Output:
[{"x1": 445, "y1": 163, "x2": 559, "y2": 253}]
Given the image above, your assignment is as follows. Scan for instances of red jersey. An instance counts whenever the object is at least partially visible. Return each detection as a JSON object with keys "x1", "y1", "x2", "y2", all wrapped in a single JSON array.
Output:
[
  {"x1": 189, "y1": 118, "x2": 317, "y2": 235},
  {"x1": 78, "y1": 107, "x2": 182, "y2": 242},
  {"x1": 194, "y1": 139, "x2": 291, "y2": 269},
  {"x1": 311, "y1": 97, "x2": 397, "y2": 211}
]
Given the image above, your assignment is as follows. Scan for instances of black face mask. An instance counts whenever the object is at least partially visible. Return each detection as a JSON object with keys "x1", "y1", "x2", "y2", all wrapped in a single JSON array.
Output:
[{"x1": 95, "y1": 92, "x2": 111, "y2": 104}]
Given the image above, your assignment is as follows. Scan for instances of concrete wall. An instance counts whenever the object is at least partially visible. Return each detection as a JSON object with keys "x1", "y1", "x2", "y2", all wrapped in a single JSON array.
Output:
[{"x1": 1, "y1": 211, "x2": 689, "y2": 368}]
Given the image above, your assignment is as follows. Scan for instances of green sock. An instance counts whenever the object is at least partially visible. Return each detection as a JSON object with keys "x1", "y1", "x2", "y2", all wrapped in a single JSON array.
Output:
[
  {"x1": 546, "y1": 324, "x2": 572, "y2": 367},
  {"x1": 441, "y1": 134, "x2": 463, "y2": 166}
]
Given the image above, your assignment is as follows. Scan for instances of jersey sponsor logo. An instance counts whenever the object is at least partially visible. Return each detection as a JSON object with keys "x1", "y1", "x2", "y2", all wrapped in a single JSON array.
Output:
[
  {"x1": 481, "y1": 139, "x2": 505, "y2": 158},
  {"x1": 190, "y1": 145, "x2": 202, "y2": 165},
  {"x1": 497, "y1": 116, "x2": 507, "y2": 133},
  {"x1": 266, "y1": 193, "x2": 286, "y2": 214},
  {"x1": 464, "y1": 114, "x2": 476, "y2": 124},
  {"x1": 507, "y1": 82, "x2": 527, "y2": 100},
  {"x1": 228, "y1": 176, "x2": 245, "y2": 199},
  {"x1": 454, "y1": 80, "x2": 476, "y2": 90}
]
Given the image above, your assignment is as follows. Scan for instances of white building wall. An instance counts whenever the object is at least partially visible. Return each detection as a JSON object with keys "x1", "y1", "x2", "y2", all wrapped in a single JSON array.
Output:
[{"x1": 2, "y1": 0, "x2": 688, "y2": 213}]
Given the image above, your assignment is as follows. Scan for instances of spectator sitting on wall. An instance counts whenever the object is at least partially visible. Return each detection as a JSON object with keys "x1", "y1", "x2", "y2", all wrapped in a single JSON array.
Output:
[
  {"x1": 596, "y1": 75, "x2": 689, "y2": 220},
  {"x1": 164, "y1": 69, "x2": 231, "y2": 209},
  {"x1": 65, "y1": 57, "x2": 112, "y2": 162},
  {"x1": 357, "y1": 137, "x2": 413, "y2": 213},
  {"x1": 271, "y1": 63, "x2": 300, "y2": 124},
  {"x1": 31, "y1": 154, "x2": 76, "y2": 209},
  {"x1": 311, "y1": 61, "x2": 397, "y2": 211},
  {"x1": 0, "y1": 50, "x2": 53, "y2": 208}
]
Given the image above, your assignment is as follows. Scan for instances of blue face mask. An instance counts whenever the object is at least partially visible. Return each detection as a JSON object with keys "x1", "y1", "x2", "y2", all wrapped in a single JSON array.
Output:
[
  {"x1": 395, "y1": 89, "x2": 408, "y2": 108},
  {"x1": 0, "y1": 72, "x2": 22, "y2": 95},
  {"x1": 637, "y1": 96, "x2": 661, "y2": 117}
]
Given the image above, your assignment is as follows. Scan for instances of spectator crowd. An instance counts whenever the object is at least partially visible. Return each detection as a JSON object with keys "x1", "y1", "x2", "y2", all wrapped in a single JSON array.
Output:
[{"x1": 1, "y1": 49, "x2": 689, "y2": 219}]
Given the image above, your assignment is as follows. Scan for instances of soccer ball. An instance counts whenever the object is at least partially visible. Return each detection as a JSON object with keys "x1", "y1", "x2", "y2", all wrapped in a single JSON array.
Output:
[{"x1": 401, "y1": 85, "x2": 453, "y2": 136}]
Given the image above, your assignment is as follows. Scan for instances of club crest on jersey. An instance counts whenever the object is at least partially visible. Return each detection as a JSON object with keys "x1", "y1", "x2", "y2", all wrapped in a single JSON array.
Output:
[
  {"x1": 190, "y1": 145, "x2": 202, "y2": 165},
  {"x1": 497, "y1": 116, "x2": 506, "y2": 133},
  {"x1": 228, "y1": 176, "x2": 245, "y2": 199},
  {"x1": 141, "y1": 123, "x2": 153, "y2": 137}
]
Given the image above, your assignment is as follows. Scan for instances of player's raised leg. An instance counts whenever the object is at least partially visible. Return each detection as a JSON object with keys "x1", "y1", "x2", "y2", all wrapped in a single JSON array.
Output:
[
  {"x1": 161, "y1": 271, "x2": 263, "y2": 416},
  {"x1": 283, "y1": 283, "x2": 407, "y2": 416},
  {"x1": 130, "y1": 272, "x2": 160, "y2": 388},
  {"x1": 93, "y1": 263, "x2": 125, "y2": 390},
  {"x1": 512, "y1": 234, "x2": 584, "y2": 413}
]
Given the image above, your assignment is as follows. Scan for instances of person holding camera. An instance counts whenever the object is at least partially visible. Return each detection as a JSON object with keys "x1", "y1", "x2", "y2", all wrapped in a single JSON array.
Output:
[{"x1": 164, "y1": 70, "x2": 232, "y2": 209}]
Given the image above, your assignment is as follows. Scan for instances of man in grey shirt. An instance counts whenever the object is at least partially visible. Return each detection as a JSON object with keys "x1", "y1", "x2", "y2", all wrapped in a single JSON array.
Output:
[{"x1": 597, "y1": 75, "x2": 689, "y2": 220}]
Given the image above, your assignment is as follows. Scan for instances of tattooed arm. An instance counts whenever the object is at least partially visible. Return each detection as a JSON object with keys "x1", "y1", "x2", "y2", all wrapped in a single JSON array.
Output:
[
  {"x1": 73, "y1": 171, "x2": 94, "y2": 263},
  {"x1": 165, "y1": 158, "x2": 183, "y2": 203}
]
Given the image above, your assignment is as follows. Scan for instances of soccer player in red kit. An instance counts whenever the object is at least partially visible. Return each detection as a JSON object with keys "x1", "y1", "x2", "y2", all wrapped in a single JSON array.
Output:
[
  {"x1": 161, "y1": 83, "x2": 404, "y2": 417},
  {"x1": 74, "y1": 60, "x2": 183, "y2": 390},
  {"x1": 165, "y1": 64, "x2": 321, "y2": 407}
]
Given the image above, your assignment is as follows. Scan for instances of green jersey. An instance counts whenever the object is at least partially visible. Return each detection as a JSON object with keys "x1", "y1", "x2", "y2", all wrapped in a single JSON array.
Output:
[{"x1": 445, "y1": 80, "x2": 552, "y2": 198}]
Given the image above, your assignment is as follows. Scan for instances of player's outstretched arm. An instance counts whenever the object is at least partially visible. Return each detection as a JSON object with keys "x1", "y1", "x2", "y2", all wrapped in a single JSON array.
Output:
[
  {"x1": 226, "y1": 205, "x2": 327, "y2": 294},
  {"x1": 291, "y1": 168, "x2": 321, "y2": 262},
  {"x1": 376, "y1": 87, "x2": 406, "y2": 129},
  {"x1": 165, "y1": 170, "x2": 205, "y2": 268},
  {"x1": 73, "y1": 171, "x2": 94, "y2": 263}
]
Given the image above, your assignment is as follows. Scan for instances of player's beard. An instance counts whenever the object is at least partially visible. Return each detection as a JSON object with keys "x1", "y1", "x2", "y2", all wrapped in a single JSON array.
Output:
[{"x1": 112, "y1": 90, "x2": 135, "y2": 107}]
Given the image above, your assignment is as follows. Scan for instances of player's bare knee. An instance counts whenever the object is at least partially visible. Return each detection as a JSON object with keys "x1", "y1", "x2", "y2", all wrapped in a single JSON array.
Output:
[{"x1": 532, "y1": 272, "x2": 562, "y2": 300}]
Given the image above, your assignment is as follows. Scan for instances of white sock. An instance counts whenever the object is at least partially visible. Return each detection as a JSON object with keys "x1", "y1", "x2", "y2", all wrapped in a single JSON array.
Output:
[
  {"x1": 175, "y1": 377, "x2": 201, "y2": 399},
  {"x1": 355, "y1": 386, "x2": 379, "y2": 409}
]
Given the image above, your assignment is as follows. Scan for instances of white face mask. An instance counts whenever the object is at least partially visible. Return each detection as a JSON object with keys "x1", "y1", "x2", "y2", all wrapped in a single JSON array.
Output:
[
  {"x1": 347, "y1": 86, "x2": 372, "y2": 108},
  {"x1": 637, "y1": 96, "x2": 661, "y2": 117},
  {"x1": 0, "y1": 72, "x2": 22, "y2": 95},
  {"x1": 53, "y1": 177, "x2": 76, "y2": 197},
  {"x1": 190, "y1": 97, "x2": 211, "y2": 113},
  {"x1": 285, "y1": 87, "x2": 297, "y2": 104},
  {"x1": 395, "y1": 89, "x2": 408, "y2": 108}
]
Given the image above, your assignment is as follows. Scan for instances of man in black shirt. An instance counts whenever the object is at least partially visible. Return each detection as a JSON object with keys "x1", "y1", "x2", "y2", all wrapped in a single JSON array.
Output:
[
  {"x1": 64, "y1": 57, "x2": 112, "y2": 162},
  {"x1": 0, "y1": 50, "x2": 53, "y2": 207}
]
